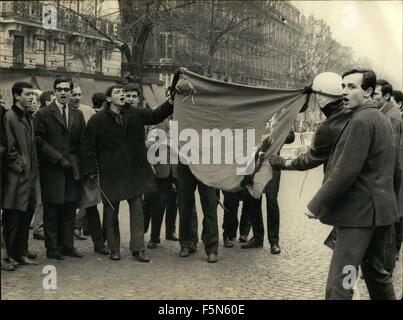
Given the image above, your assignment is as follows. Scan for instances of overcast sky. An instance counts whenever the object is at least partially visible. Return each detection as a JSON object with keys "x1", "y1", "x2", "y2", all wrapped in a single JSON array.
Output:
[{"x1": 291, "y1": 0, "x2": 403, "y2": 90}]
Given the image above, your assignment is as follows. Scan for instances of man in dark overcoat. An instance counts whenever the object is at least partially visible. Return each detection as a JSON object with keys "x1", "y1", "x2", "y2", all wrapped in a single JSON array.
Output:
[
  {"x1": 2, "y1": 82, "x2": 39, "y2": 265},
  {"x1": 82, "y1": 84, "x2": 173, "y2": 262},
  {"x1": 307, "y1": 69, "x2": 399, "y2": 300},
  {"x1": 374, "y1": 80, "x2": 403, "y2": 264},
  {"x1": 34, "y1": 77, "x2": 86, "y2": 260}
]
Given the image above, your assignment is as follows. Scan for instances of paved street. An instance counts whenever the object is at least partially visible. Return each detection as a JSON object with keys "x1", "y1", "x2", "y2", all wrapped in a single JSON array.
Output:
[{"x1": 1, "y1": 167, "x2": 402, "y2": 300}]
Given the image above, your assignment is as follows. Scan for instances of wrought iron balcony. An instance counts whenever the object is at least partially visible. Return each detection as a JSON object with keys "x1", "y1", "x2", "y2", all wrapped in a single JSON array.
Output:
[{"x1": 0, "y1": 1, "x2": 117, "y2": 39}]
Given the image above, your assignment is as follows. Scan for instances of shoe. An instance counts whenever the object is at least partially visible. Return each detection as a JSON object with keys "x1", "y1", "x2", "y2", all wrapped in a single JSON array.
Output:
[
  {"x1": 166, "y1": 233, "x2": 179, "y2": 241},
  {"x1": 74, "y1": 229, "x2": 87, "y2": 240},
  {"x1": 94, "y1": 247, "x2": 110, "y2": 255},
  {"x1": 61, "y1": 248, "x2": 83, "y2": 258},
  {"x1": 26, "y1": 251, "x2": 38, "y2": 260},
  {"x1": 16, "y1": 256, "x2": 39, "y2": 265},
  {"x1": 190, "y1": 243, "x2": 198, "y2": 253},
  {"x1": 33, "y1": 232, "x2": 45, "y2": 241},
  {"x1": 241, "y1": 237, "x2": 263, "y2": 249},
  {"x1": 239, "y1": 235, "x2": 248, "y2": 243},
  {"x1": 7, "y1": 257, "x2": 19, "y2": 267},
  {"x1": 83, "y1": 229, "x2": 90, "y2": 236},
  {"x1": 109, "y1": 252, "x2": 121, "y2": 261},
  {"x1": 207, "y1": 253, "x2": 218, "y2": 263},
  {"x1": 133, "y1": 250, "x2": 150, "y2": 262},
  {"x1": 1, "y1": 260, "x2": 15, "y2": 271},
  {"x1": 270, "y1": 243, "x2": 281, "y2": 255},
  {"x1": 224, "y1": 238, "x2": 234, "y2": 248},
  {"x1": 147, "y1": 241, "x2": 158, "y2": 249},
  {"x1": 46, "y1": 250, "x2": 65, "y2": 260},
  {"x1": 179, "y1": 247, "x2": 190, "y2": 257}
]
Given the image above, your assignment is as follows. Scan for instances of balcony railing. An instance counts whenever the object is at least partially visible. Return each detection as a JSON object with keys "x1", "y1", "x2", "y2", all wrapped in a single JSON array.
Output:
[{"x1": 0, "y1": 1, "x2": 118, "y2": 39}]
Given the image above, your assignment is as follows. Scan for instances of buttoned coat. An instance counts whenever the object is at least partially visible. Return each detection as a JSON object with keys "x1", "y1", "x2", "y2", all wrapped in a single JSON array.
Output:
[
  {"x1": 34, "y1": 101, "x2": 86, "y2": 204},
  {"x1": 2, "y1": 105, "x2": 38, "y2": 211},
  {"x1": 82, "y1": 100, "x2": 173, "y2": 203}
]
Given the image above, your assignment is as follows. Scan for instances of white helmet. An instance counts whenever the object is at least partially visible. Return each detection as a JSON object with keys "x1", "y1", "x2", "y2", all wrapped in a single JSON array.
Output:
[{"x1": 312, "y1": 72, "x2": 343, "y2": 97}]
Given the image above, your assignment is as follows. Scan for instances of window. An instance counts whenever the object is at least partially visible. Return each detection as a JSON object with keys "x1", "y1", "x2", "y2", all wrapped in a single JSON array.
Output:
[
  {"x1": 13, "y1": 35, "x2": 24, "y2": 65},
  {"x1": 37, "y1": 39, "x2": 45, "y2": 52},
  {"x1": 57, "y1": 43, "x2": 66, "y2": 66},
  {"x1": 160, "y1": 32, "x2": 174, "y2": 59},
  {"x1": 95, "y1": 50, "x2": 102, "y2": 72},
  {"x1": 36, "y1": 38, "x2": 46, "y2": 65}
]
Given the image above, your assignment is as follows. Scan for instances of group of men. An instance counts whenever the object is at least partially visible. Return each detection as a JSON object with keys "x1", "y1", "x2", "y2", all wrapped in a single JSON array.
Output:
[{"x1": 0, "y1": 66, "x2": 402, "y2": 300}]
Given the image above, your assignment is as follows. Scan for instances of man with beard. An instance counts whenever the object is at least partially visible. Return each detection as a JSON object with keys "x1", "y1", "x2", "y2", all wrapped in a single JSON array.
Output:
[
  {"x1": 82, "y1": 85, "x2": 174, "y2": 262},
  {"x1": 306, "y1": 69, "x2": 398, "y2": 300},
  {"x1": 70, "y1": 84, "x2": 109, "y2": 255},
  {"x1": 34, "y1": 77, "x2": 86, "y2": 260}
]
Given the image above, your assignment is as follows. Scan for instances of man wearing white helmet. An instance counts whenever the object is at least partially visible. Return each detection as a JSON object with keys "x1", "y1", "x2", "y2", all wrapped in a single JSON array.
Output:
[
  {"x1": 270, "y1": 72, "x2": 353, "y2": 171},
  {"x1": 306, "y1": 69, "x2": 398, "y2": 299}
]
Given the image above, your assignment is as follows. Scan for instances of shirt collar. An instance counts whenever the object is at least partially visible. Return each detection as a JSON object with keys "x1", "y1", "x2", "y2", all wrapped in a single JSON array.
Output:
[{"x1": 55, "y1": 99, "x2": 67, "y2": 111}]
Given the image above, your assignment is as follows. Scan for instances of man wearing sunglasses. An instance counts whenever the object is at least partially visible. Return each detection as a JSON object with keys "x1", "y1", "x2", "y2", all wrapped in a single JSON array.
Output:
[{"x1": 34, "y1": 77, "x2": 86, "y2": 260}]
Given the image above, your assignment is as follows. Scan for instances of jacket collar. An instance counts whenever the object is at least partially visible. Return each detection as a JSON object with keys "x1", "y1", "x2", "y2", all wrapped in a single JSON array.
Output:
[
  {"x1": 380, "y1": 100, "x2": 396, "y2": 115},
  {"x1": 12, "y1": 104, "x2": 28, "y2": 119}
]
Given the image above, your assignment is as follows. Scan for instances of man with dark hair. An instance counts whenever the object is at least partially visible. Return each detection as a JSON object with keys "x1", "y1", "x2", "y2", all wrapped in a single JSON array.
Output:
[
  {"x1": 70, "y1": 84, "x2": 108, "y2": 255},
  {"x1": 1, "y1": 94, "x2": 16, "y2": 271},
  {"x1": 374, "y1": 80, "x2": 403, "y2": 264},
  {"x1": 2, "y1": 82, "x2": 39, "y2": 266},
  {"x1": 34, "y1": 77, "x2": 86, "y2": 260},
  {"x1": 92, "y1": 92, "x2": 106, "y2": 112},
  {"x1": 124, "y1": 83, "x2": 141, "y2": 109},
  {"x1": 82, "y1": 84, "x2": 174, "y2": 262},
  {"x1": 391, "y1": 90, "x2": 403, "y2": 111},
  {"x1": 306, "y1": 69, "x2": 398, "y2": 299},
  {"x1": 39, "y1": 90, "x2": 55, "y2": 109}
]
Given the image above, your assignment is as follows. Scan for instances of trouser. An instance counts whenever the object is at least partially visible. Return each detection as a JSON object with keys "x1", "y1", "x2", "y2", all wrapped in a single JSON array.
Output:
[
  {"x1": 75, "y1": 206, "x2": 105, "y2": 249},
  {"x1": 265, "y1": 192, "x2": 280, "y2": 245},
  {"x1": 395, "y1": 218, "x2": 402, "y2": 253},
  {"x1": 325, "y1": 225, "x2": 396, "y2": 300},
  {"x1": 178, "y1": 163, "x2": 218, "y2": 255},
  {"x1": 2, "y1": 187, "x2": 36, "y2": 258},
  {"x1": 75, "y1": 208, "x2": 88, "y2": 232},
  {"x1": 32, "y1": 204, "x2": 44, "y2": 234},
  {"x1": 165, "y1": 179, "x2": 178, "y2": 236},
  {"x1": 43, "y1": 202, "x2": 77, "y2": 252},
  {"x1": 1, "y1": 211, "x2": 9, "y2": 260},
  {"x1": 222, "y1": 191, "x2": 252, "y2": 240},
  {"x1": 104, "y1": 197, "x2": 144, "y2": 254},
  {"x1": 144, "y1": 178, "x2": 170, "y2": 242},
  {"x1": 245, "y1": 195, "x2": 263, "y2": 242}
]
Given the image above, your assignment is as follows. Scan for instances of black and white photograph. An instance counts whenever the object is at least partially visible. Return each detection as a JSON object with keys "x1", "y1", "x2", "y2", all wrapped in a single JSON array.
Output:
[{"x1": 0, "y1": 0, "x2": 402, "y2": 306}]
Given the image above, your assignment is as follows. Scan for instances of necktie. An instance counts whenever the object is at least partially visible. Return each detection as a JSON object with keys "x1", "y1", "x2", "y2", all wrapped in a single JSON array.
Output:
[{"x1": 62, "y1": 105, "x2": 67, "y2": 127}]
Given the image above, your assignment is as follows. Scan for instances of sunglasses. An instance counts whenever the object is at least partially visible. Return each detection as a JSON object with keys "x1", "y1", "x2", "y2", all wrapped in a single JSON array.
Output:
[{"x1": 56, "y1": 87, "x2": 71, "y2": 93}]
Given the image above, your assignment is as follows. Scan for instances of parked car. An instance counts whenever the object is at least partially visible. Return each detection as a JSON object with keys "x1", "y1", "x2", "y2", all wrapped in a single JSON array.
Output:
[{"x1": 279, "y1": 132, "x2": 314, "y2": 160}]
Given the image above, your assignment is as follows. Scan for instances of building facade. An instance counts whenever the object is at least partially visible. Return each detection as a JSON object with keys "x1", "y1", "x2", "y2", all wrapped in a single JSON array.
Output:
[{"x1": 0, "y1": 0, "x2": 122, "y2": 106}]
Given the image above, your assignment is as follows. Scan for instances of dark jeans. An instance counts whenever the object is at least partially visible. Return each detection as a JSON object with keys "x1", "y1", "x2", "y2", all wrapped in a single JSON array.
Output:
[
  {"x1": 265, "y1": 192, "x2": 280, "y2": 245},
  {"x1": 43, "y1": 202, "x2": 76, "y2": 252},
  {"x1": 326, "y1": 225, "x2": 396, "y2": 300},
  {"x1": 104, "y1": 197, "x2": 144, "y2": 254},
  {"x1": 222, "y1": 191, "x2": 252, "y2": 239},
  {"x1": 178, "y1": 163, "x2": 217, "y2": 255},
  {"x1": 144, "y1": 178, "x2": 170, "y2": 242}
]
